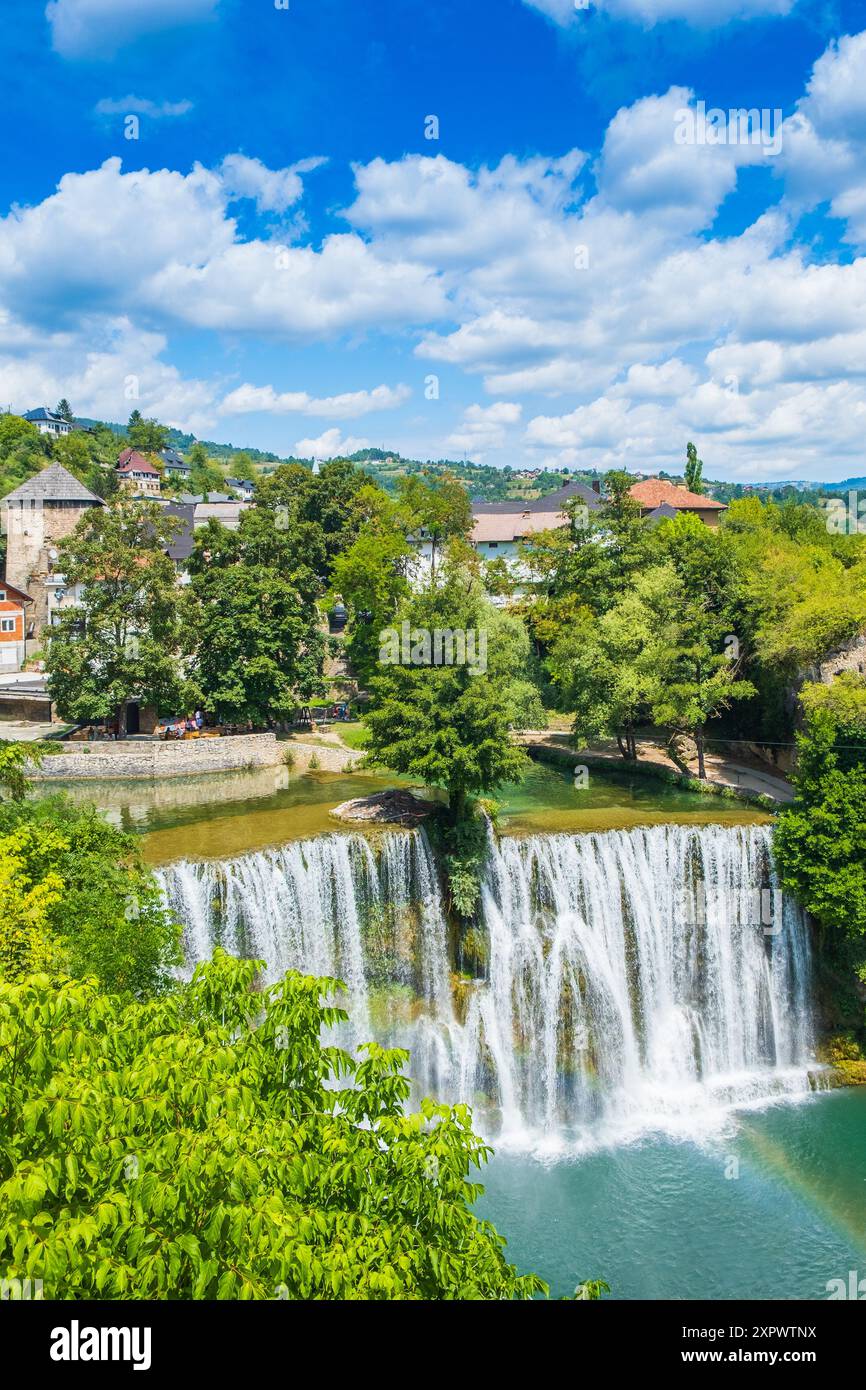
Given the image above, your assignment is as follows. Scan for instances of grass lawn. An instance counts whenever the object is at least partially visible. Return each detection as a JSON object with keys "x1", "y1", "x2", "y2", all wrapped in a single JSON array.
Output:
[
  {"x1": 337, "y1": 722, "x2": 369, "y2": 750},
  {"x1": 544, "y1": 710, "x2": 574, "y2": 732}
]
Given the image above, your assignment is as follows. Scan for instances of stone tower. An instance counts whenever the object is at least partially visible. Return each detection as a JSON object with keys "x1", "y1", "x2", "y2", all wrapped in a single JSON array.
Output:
[{"x1": 1, "y1": 462, "x2": 104, "y2": 634}]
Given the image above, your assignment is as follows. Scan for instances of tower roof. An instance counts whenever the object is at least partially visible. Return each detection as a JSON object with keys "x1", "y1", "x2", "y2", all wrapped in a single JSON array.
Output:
[{"x1": 1, "y1": 462, "x2": 104, "y2": 506}]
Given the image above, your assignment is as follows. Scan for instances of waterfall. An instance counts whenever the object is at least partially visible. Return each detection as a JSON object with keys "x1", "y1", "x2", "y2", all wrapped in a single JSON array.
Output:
[{"x1": 157, "y1": 822, "x2": 817, "y2": 1150}]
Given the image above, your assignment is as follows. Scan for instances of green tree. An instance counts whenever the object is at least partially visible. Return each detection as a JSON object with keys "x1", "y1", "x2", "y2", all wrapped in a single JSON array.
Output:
[
  {"x1": 45, "y1": 498, "x2": 185, "y2": 729},
  {"x1": 0, "y1": 827, "x2": 62, "y2": 981},
  {"x1": 364, "y1": 571, "x2": 529, "y2": 822},
  {"x1": 0, "y1": 953, "x2": 547, "y2": 1300},
  {"x1": 684, "y1": 441, "x2": 704, "y2": 495},
  {"x1": 52, "y1": 430, "x2": 92, "y2": 480},
  {"x1": 774, "y1": 677, "x2": 866, "y2": 941},
  {"x1": 0, "y1": 741, "x2": 45, "y2": 801},
  {"x1": 55, "y1": 399, "x2": 74, "y2": 423},
  {"x1": 185, "y1": 555, "x2": 325, "y2": 726},
  {"x1": 648, "y1": 566, "x2": 756, "y2": 778},
  {"x1": 0, "y1": 415, "x2": 51, "y2": 512},
  {"x1": 87, "y1": 462, "x2": 121, "y2": 501},
  {"x1": 597, "y1": 469, "x2": 651, "y2": 590},
  {"x1": 548, "y1": 568, "x2": 672, "y2": 760},
  {"x1": 0, "y1": 795, "x2": 181, "y2": 995},
  {"x1": 229, "y1": 451, "x2": 256, "y2": 484},
  {"x1": 127, "y1": 415, "x2": 169, "y2": 454},
  {"x1": 186, "y1": 441, "x2": 224, "y2": 496},
  {"x1": 255, "y1": 459, "x2": 373, "y2": 581},
  {"x1": 329, "y1": 500, "x2": 412, "y2": 687}
]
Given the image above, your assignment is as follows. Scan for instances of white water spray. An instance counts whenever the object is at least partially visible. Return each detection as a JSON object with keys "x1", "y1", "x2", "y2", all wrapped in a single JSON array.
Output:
[{"x1": 157, "y1": 823, "x2": 817, "y2": 1148}]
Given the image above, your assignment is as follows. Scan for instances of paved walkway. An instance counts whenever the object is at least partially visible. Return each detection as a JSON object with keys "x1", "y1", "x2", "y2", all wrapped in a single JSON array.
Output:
[{"x1": 0, "y1": 719, "x2": 64, "y2": 742}]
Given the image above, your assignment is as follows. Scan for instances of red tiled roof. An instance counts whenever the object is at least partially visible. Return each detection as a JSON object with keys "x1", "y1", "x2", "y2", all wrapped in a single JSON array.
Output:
[
  {"x1": 629, "y1": 478, "x2": 726, "y2": 511},
  {"x1": 117, "y1": 450, "x2": 160, "y2": 476}
]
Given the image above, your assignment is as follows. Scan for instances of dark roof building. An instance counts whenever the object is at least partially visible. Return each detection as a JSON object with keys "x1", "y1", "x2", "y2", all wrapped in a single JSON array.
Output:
[
  {"x1": 22, "y1": 407, "x2": 72, "y2": 437},
  {"x1": 472, "y1": 480, "x2": 601, "y2": 517},
  {"x1": 161, "y1": 502, "x2": 196, "y2": 564},
  {"x1": 160, "y1": 448, "x2": 191, "y2": 475},
  {"x1": 644, "y1": 500, "x2": 679, "y2": 526}
]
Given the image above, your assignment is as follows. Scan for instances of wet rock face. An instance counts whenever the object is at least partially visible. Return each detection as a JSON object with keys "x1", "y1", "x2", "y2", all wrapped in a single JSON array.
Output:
[{"x1": 330, "y1": 789, "x2": 436, "y2": 826}]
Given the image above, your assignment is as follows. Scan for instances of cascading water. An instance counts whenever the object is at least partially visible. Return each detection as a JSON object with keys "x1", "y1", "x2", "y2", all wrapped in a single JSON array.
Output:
[
  {"x1": 157, "y1": 823, "x2": 818, "y2": 1150},
  {"x1": 157, "y1": 831, "x2": 454, "y2": 1065}
]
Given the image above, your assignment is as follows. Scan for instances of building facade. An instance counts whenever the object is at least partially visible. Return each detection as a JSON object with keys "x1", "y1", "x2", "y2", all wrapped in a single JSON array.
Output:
[
  {"x1": 23, "y1": 407, "x2": 72, "y2": 439},
  {"x1": 1, "y1": 462, "x2": 104, "y2": 635},
  {"x1": 0, "y1": 579, "x2": 33, "y2": 671},
  {"x1": 116, "y1": 449, "x2": 162, "y2": 495}
]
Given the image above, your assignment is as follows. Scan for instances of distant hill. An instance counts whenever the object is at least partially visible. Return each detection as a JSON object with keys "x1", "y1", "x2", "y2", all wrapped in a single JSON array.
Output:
[{"x1": 18, "y1": 414, "x2": 866, "y2": 504}]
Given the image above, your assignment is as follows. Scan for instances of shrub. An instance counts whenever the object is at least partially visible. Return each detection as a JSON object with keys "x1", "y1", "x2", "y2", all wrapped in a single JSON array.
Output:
[{"x1": 0, "y1": 954, "x2": 546, "y2": 1301}]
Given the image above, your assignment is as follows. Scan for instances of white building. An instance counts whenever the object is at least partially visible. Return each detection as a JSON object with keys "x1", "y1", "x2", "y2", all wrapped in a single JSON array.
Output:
[
  {"x1": 23, "y1": 407, "x2": 72, "y2": 438},
  {"x1": 409, "y1": 480, "x2": 602, "y2": 599}
]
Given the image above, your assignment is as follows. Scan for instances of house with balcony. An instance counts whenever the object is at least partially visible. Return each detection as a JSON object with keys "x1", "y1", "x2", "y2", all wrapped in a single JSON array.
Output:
[
  {"x1": 116, "y1": 448, "x2": 162, "y2": 496},
  {"x1": 23, "y1": 407, "x2": 72, "y2": 439}
]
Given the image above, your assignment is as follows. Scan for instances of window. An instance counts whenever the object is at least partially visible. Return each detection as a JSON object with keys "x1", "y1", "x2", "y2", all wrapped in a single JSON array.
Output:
[
  {"x1": 0, "y1": 590, "x2": 5, "y2": 600},
  {"x1": 0, "y1": 618, "x2": 16, "y2": 633},
  {"x1": 487, "y1": 542, "x2": 498, "y2": 550}
]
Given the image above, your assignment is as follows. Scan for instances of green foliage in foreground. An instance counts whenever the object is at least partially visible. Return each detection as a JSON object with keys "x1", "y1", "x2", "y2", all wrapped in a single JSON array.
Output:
[
  {"x1": 0, "y1": 953, "x2": 547, "y2": 1300},
  {"x1": 0, "y1": 795, "x2": 181, "y2": 995},
  {"x1": 0, "y1": 741, "x2": 53, "y2": 802}
]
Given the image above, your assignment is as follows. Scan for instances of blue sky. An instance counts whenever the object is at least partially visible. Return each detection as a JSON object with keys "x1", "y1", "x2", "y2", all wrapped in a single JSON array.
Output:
[{"x1": 2, "y1": 0, "x2": 866, "y2": 480}]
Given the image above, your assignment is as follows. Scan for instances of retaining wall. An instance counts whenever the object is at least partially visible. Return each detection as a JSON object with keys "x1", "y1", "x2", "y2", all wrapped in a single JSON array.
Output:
[{"x1": 31, "y1": 732, "x2": 284, "y2": 780}]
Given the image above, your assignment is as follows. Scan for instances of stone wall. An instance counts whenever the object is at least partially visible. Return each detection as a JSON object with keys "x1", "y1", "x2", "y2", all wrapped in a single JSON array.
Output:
[
  {"x1": 28, "y1": 732, "x2": 364, "y2": 781},
  {"x1": 30, "y1": 732, "x2": 285, "y2": 780}
]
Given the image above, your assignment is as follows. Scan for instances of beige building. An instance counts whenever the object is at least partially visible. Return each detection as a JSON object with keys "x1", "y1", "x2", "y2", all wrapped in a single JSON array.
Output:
[
  {"x1": 116, "y1": 449, "x2": 162, "y2": 496},
  {"x1": 1, "y1": 462, "x2": 104, "y2": 635}
]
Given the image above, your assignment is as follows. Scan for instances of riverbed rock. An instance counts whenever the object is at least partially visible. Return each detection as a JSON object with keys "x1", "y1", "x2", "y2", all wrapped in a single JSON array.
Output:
[{"x1": 330, "y1": 789, "x2": 437, "y2": 826}]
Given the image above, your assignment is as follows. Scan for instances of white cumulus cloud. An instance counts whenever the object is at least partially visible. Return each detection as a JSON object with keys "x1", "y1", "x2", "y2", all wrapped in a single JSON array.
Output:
[
  {"x1": 446, "y1": 401, "x2": 523, "y2": 456},
  {"x1": 220, "y1": 382, "x2": 411, "y2": 419},
  {"x1": 219, "y1": 155, "x2": 327, "y2": 215},
  {"x1": 294, "y1": 427, "x2": 370, "y2": 460}
]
